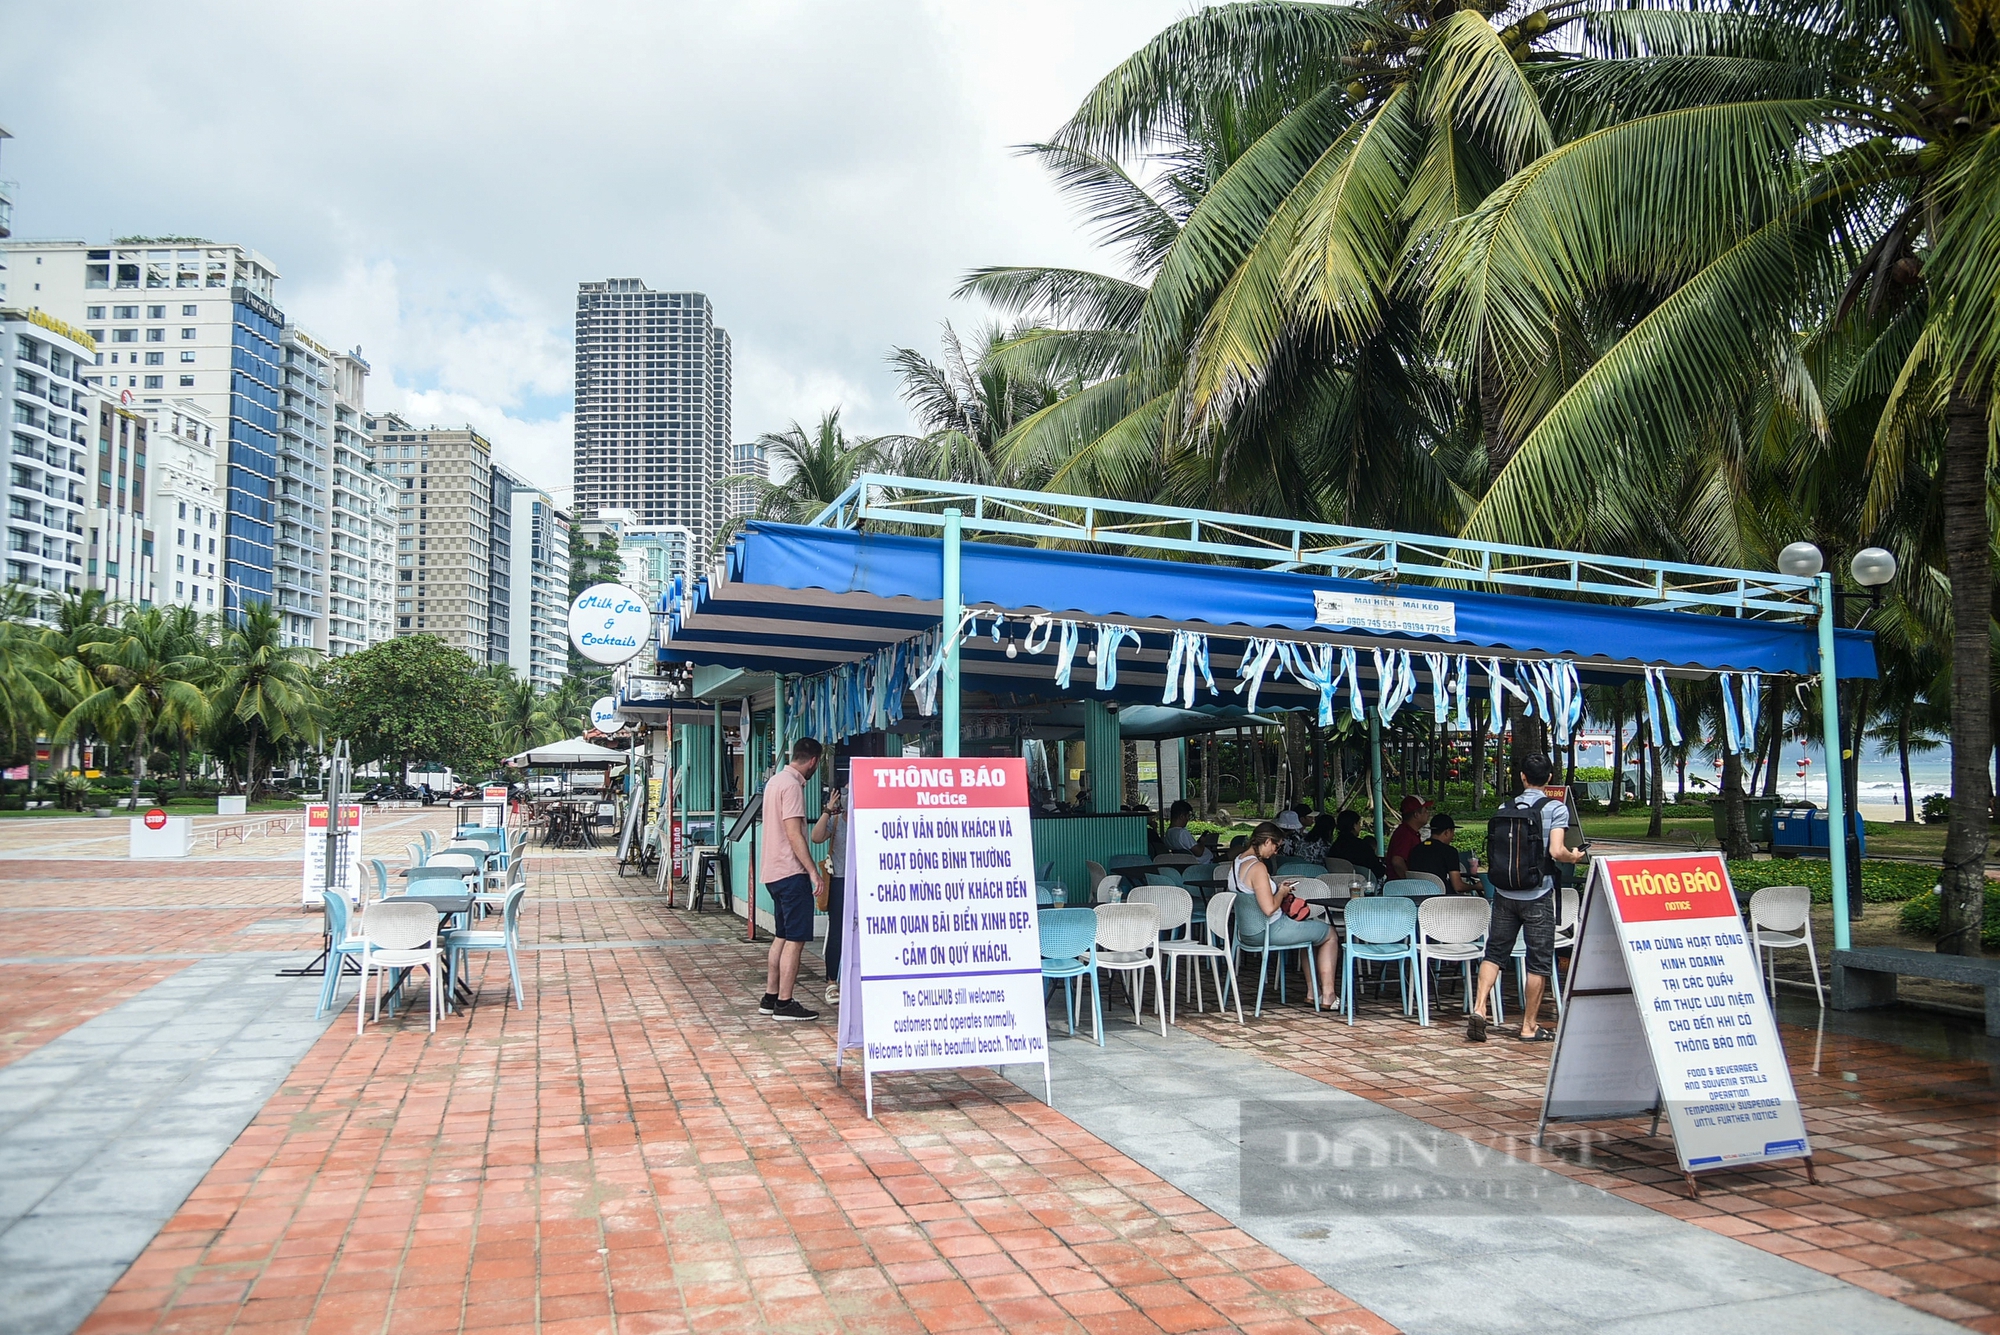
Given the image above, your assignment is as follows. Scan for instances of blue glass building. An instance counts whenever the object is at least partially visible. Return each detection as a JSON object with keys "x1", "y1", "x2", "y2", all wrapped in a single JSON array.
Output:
[{"x1": 224, "y1": 288, "x2": 284, "y2": 618}]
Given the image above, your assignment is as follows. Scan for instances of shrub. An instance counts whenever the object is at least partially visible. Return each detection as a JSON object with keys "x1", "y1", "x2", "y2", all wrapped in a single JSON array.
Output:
[
  {"x1": 0, "y1": 794, "x2": 24, "y2": 811},
  {"x1": 1921, "y1": 792, "x2": 1950, "y2": 824},
  {"x1": 1898, "y1": 888, "x2": 2000, "y2": 950},
  {"x1": 1724, "y1": 858, "x2": 1937, "y2": 904}
]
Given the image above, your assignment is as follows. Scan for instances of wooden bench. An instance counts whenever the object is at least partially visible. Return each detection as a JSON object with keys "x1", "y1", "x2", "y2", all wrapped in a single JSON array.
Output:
[{"x1": 1832, "y1": 945, "x2": 2000, "y2": 1036}]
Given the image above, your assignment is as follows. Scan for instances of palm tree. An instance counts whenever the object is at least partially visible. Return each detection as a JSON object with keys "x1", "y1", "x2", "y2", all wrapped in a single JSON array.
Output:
[
  {"x1": 59, "y1": 606, "x2": 212, "y2": 809},
  {"x1": 211, "y1": 602, "x2": 318, "y2": 803},
  {"x1": 1430, "y1": 0, "x2": 2000, "y2": 952},
  {"x1": 966, "y1": 1, "x2": 1589, "y2": 528},
  {"x1": 733, "y1": 410, "x2": 881, "y2": 525},
  {"x1": 496, "y1": 675, "x2": 556, "y2": 756},
  {"x1": 0, "y1": 589, "x2": 57, "y2": 767},
  {"x1": 878, "y1": 323, "x2": 1059, "y2": 483}
]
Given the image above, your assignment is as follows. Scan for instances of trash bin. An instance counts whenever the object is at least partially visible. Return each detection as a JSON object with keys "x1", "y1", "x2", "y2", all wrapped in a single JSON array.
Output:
[
  {"x1": 1770, "y1": 804, "x2": 1866, "y2": 860},
  {"x1": 1710, "y1": 795, "x2": 1781, "y2": 847},
  {"x1": 1771, "y1": 804, "x2": 1819, "y2": 857}
]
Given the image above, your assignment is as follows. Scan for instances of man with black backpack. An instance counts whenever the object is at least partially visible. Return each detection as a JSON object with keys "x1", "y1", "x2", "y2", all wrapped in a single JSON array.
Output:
[{"x1": 1468, "y1": 754, "x2": 1586, "y2": 1043}]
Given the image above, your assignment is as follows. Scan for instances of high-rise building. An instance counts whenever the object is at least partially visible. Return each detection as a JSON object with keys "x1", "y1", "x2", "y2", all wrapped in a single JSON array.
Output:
[
  {"x1": 571, "y1": 280, "x2": 731, "y2": 554},
  {"x1": 577, "y1": 507, "x2": 692, "y2": 609},
  {"x1": 0, "y1": 126, "x2": 14, "y2": 307},
  {"x1": 1, "y1": 239, "x2": 288, "y2": 624},
  {"x1": 328, "y1": 349, "x2": 393, "y2": 656},
  {"x1": 726, "y1": 438, "x2": 767, "y2": 522},
  {"x1": 507, "y1": 484, "x2": 570, "y2": 692},
  {"x1": 86, "y1": 398, "x2": 155, "y2": 607},
  {"x1": 366, "y1": 415, "x2": 493, "y2": 657},
  {"x1": 2, "y1": 307, "x2": 93, "y2": 601},
  {"x1": 488, "y1": 464, "x2": 520, "y2": 667},
  {"x1": 274, "y1": 326, "x2": 333, "y2": 649},
  {"x1": 138, "y1": 398, "x2": 221, "y2": 613}
]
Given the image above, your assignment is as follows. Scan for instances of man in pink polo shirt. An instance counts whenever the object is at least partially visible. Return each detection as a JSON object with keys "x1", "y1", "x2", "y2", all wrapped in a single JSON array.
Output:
[{"x1": 759, "y1": 737, "x2": 825, "y2": 1020}]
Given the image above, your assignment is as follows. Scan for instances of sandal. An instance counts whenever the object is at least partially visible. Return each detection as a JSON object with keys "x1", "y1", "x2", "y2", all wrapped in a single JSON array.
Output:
[
  {"x1": 1465, "y1": 1013, "x2": 1488, "y2": 1043},
  {"x1": 1516, "y1": 1026, "x2": 1556, "y2": 1042}
]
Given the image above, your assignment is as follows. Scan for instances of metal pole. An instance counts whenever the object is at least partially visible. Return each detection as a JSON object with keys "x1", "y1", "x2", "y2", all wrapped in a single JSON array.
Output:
[
  {"x1": 711, "y1": 699, "x2": 723, "y2": 830},
  {"x1": 1817, "y1": 572, "x2": 1853, "y2": 951},
  {"x1": 1369, "y1": 710, "x2": 1385, "y2": 854},
  {"x1": 942, "y1": 507, "x2": 963, "y2": 759}
]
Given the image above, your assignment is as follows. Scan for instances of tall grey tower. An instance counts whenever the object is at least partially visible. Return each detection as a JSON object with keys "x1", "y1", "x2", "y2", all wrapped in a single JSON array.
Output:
[{"x1": 572, "y1": 281, "x2": 732, "y2": 554}]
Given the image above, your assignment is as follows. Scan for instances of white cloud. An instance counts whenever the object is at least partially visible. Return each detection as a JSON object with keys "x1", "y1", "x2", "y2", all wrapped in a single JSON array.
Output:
[{"x1": 1, "y1": 0, "x2": 1189, "y2": 494}]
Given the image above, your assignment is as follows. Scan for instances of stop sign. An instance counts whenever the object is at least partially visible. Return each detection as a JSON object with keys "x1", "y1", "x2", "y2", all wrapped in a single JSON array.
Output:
[{"x1": 143, "y1": 808, "x2": 168, "y2": 830}]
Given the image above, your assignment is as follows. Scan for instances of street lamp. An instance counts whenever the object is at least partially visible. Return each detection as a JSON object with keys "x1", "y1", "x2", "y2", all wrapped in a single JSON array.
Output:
[
  {"x1": 1777, "y1": 541, "x2": 1824, "y2": 578},
  {"x1": 1784, "y1": 542, "x2": 1899, "y2": 924}
]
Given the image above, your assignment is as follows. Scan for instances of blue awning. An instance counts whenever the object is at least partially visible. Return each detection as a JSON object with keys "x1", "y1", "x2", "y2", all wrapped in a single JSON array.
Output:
[{"x1": 661, "y1": 522, "x2": 1874, "y2": 705}]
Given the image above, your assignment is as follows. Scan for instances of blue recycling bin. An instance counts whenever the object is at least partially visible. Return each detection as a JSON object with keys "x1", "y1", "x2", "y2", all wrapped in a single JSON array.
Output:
[{"x1": 1770, "y1": 805, "x2": 1865, "y2": 860}]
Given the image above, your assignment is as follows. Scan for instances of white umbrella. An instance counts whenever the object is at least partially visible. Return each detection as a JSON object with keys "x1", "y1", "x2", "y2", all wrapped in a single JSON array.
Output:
[{"x1": 505, "y1": 736, "x2": 629, "y2": 767}]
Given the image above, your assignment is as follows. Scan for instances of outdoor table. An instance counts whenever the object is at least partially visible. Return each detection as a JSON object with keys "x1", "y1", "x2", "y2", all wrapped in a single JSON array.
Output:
[{"x1": 389, "y1": 889, "x2": 475, "y2": 1009}]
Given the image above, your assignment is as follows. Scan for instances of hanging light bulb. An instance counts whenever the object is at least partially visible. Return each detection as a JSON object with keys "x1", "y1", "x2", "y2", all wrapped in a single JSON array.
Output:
[
  {"x1": 1005, "y1": 640, "x2": 1018, "y2": 659},
  {"x1": 1087, "y1": 649, "x2": 1099, "y2": 666}
]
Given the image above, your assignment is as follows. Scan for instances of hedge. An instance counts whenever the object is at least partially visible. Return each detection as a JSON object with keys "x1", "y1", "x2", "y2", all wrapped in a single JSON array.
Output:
[
  {"x1": 1723, "y1": 858, "x2": 1938, "y2": 904},
  {"x1": 1897, "y1": 888, "x2": 2000, "y2": 951}
]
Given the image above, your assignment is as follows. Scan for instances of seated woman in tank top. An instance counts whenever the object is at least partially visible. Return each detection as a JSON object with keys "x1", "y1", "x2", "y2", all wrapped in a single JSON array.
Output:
[{"x1": 1230, "y1": 820, "x2": 1340, "y2": 1008}]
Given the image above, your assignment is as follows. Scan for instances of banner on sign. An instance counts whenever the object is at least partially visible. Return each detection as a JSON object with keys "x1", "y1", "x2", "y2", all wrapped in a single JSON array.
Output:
[
  {"x1": 834, "y1": 757, "x2": 1051, "y2": 1116},
  {"x1": 1313, "y1": 588, "x2": 1456, "y2": 636},
  {"x1": 301, "y1": 802, "x2": 364, "y2": 907},
  {"x1": 1539, "y1": 851, "x2": 1811, "y2": 1188}
]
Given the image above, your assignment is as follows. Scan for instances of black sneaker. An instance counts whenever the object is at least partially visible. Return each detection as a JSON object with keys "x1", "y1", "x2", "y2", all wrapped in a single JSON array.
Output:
[
  {"x1": 758, "y1": 993, "x2": 778, "y2": 1015},
  {"x1": 771, "y1": 998, "x2": 819, "y2": 1021}
]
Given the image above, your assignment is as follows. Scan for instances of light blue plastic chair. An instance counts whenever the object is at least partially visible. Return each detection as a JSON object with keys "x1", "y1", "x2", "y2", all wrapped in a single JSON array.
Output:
[
  {"x1": 1341, "y1": 896, "x2": 1420, "y2": 1025},
  {"x1": 367, "y1": 858, "x2": 394, "y2": 901},
  {"x1": 443, "y1": 882, "x2": 529, "y2": 1009},
  {"x1": 1143, "y1": 867, "x2": 1185, "y2": 886},
  {"x1": 315, "y1": 890, "x2": 369, "y2": 1018},
  {"x1": 1036, "y1": 884, "x2": 1057, "y2": 907},
  {"x1": 1277, "y1": 860, "x2": 1326, "y2": 879},
  {"x1": 1038, "y1": 908, "x2": 1103, "y2": 1044},
  {"x1": 420, "y1": 830, "x2": 436, "y2": 855},
  {"x1": 1235, "y1": 895, "x2": 1325, "y2": 1017}
]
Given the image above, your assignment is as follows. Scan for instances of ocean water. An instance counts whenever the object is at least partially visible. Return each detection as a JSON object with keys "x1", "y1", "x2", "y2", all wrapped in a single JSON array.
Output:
[{"x1": 1682, "y1": 739, "x2": 1951, "y2": 807}]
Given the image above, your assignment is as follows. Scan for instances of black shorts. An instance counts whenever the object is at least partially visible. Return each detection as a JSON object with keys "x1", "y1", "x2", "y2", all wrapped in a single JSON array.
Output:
[
  {"x1": 766, "y1": 873, "x2": 816, "y2": 943},
  {"x1": 1484, "y1": 891, "x2": 1556, "y2": 978}
]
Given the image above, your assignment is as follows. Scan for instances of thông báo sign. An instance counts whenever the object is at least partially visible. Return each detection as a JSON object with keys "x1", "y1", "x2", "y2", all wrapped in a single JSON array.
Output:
[
  {"x1": 834, "y1": 757, "x2": 1049, "y2": 1116},
  {"x1": 1539, "y1": 851, "x2": 1812, "y2": 1193}
]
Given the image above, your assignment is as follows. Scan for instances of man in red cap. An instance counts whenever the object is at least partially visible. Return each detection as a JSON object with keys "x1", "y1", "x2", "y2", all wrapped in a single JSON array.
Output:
[{"x1": 1386, "y1": 793, "x2": 1432, "y2": 881}]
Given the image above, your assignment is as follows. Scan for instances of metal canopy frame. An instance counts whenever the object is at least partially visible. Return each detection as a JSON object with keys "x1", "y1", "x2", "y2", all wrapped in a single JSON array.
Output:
[{"x1": 810, "y1": 474, "x2": 1823, "y2": 619}]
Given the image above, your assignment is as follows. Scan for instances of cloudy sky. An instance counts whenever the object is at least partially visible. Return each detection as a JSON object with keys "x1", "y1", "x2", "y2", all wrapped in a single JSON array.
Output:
[{"x1": 0, "y1": 0, "x2": 1188, "y2": 494}]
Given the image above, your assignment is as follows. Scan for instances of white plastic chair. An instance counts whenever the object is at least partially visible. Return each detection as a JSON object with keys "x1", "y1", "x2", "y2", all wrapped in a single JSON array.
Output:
[
  {"x1": 1197, "y1": 890, "x2": 1246, "y2": 1023},
  {"x1": 1133, "y1": 885, "x2": 1230, "y2": 1025},
  {"x1": 1417, "y1": 897, "x2": 1490, "y2": 1027},
  {"x1": 1749, "y1": 884, "x2": 1824, "y2": 1008},
  {"x1": 1410, "y1": 870, "x2": 1448, "y2": 892},
  {"x1": 1085, "y1": 860, "x2": 1110, "y2": 897},
  {"x1": 357, "y1": 899, "x2": 444, "y2": 1034},
  {"x1": 1094, "y1": 903, "x2": 1166, "y2": 1036}
]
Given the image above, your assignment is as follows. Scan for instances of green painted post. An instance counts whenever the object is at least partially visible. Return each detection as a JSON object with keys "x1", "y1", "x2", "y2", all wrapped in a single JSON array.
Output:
[
  {"x1": 1818, "y1": 574, "x2": 1853, "y2": 951},
  {"x1": 942, "y1": 507, "x2": 963, "y2": 759},
  {"x1": 773, "y1": 674, "x2": 787, "y2": 763},
  {"x1": 711, "y1": 700, "x2": 723, "y2": 828},
  {"x1": 1370, "y1": 710, "x2": 1385, "y2": 854}
]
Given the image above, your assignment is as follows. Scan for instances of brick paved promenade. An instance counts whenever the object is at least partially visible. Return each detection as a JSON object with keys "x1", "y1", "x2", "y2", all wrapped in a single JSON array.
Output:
[{"x1": 0, "y1": 809, "x2": 1992, "y2": 1333}]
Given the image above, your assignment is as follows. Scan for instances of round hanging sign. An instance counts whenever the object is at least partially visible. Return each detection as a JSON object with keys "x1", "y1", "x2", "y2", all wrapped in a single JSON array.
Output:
[
  {"x1": 143, "y1": 808, "x2": 168, "y2": 830},
  {"x1": 590, "y1": 696, "x2": 621, "y2": 732},
  {"x1": 567, "y1": 583, "x2": 650, "y2": 665}
]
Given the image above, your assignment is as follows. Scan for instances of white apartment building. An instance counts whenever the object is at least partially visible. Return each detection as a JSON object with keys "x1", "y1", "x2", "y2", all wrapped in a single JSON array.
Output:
[
  {"x1": 140, "y1": 398, "x2": 221, "y2": 613},
  {"x1": 85, "y1": 397, "x2": 155, "y2": 607},
  {"x1": 572, "y1": 280, "x2": 732, "y2": 554},
  {"x1": 366, "y1": 413, "x2": 494, "y2": 657},
  {"x1": 578, "y1": 506, "x2": 692, "y2": 609},
  {"x1": 727, "y1": 438, "x2": 767, "y2": 521},
  {"x1": 3, "y1": 307, "x2": 93, "y2": 601},
  {"x1": 273, "y1": 326, "x2": 332, "y2": 650},
  {"x1": 329, "y1": 349, "x2": 393, "y2": 654},
  {"x1": 507, "y1": 483, "x2": 570, "y2": 691},
  {"x1": 3, "y1": 239, "x2": 291, "y2": 623}
]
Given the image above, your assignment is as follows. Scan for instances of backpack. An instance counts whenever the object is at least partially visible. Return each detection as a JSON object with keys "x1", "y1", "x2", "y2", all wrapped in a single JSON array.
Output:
[{"x1": 1486, "y1": 795, "x2": 1553, "y2": 895}]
